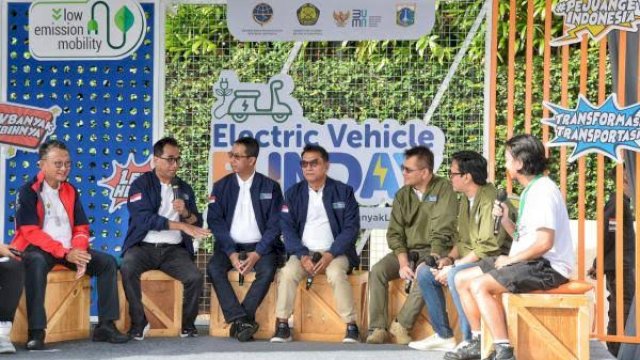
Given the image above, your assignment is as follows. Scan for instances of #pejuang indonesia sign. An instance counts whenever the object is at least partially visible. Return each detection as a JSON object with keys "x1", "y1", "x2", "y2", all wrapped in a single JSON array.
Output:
[
  {"x1": 209, "y1": 70, "x2": 446, "y2": 209},
  {"x1": 552, "y1": 0, "x2": 640, "y2": 46},
  {"x1": 28, "y1": 0, "x2": 147, "y2": 60},
  {"x1": 542, "y1": 94, "x2": 640, "y2": 162}
]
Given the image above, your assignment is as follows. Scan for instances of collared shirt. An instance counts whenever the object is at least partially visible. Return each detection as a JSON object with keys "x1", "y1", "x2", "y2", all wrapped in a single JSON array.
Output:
[
  {"x1": 41, "y1": 181, "x2": 72, "y2": 249},
  {"x1": 301, "y1": 186, "x2": 334, "y2": 252},
  {"x1": 142, "y1": 182, "x2": 182, "y2": 245},
  {"x1": 413, "y1": 187, "x2": 424, "y2": 200},
  {"x1": 230, "y1": 172, "x2": 262, "y2": 244}
]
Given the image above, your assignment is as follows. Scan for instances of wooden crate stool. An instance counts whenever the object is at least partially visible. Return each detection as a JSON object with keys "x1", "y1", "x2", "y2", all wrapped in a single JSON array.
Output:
[
  {"x1": 387, "y1": 279, "x2": 461, "y2": 343},
  {"x1": 481, "y1": 280, "x2": 593, "y2": 360},
  {"x1": 209, "y1": 271, "x2": 277, "y2": 339},
  {"x1": 11, "y1": 266, "x2": 91, "y2": 344},
  {"x1": 115, "y1": 270, "x2": 183, "y2": 337},
  {"x1": 291, "y1": 271, "x2": 368, "y2": 342}
]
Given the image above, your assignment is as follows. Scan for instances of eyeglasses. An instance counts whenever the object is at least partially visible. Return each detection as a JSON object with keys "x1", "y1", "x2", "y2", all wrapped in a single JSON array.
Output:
[
  {"x1": 300, "y1": 159, "x2": 320, "y2": 168},
  {"x1": 228, "y1": 152, "x2": 252, "y2": 160},
  {"x1": 448, "y1": 171, "x2": 465, "y2": 178},
  {"x1": 400, "y1": 165, "x2": 426, "y2": 173},
  {"x1": 42, "y1": 158, "x2": 72, "y2": 169},
  {"x1": 158, "y1": 156, "x2": 181, "y2": 165}
]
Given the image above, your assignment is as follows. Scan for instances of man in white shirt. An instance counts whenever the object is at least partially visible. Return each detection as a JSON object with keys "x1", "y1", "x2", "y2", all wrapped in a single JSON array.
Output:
[
  {"x1": 207, "y1": 137, "x2": 283, "y2": 342},
  {"x1": 12, "y1": 140, "x2": 130, "y2": 350},
  {"x1": 121, "y1": 137, "x2": 211, "y2": 340},
  {"x1": 271, "y1": 144, "x2": 361, "y2": 343},
  {"x1": 446, "y1": 135, "x2": 575, "y2": 360}
]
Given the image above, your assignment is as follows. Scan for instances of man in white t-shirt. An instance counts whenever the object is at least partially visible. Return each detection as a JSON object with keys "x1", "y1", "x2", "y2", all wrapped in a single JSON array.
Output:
[{"x1": 445, "y1": 135, "x2": 575, "y2": 360}]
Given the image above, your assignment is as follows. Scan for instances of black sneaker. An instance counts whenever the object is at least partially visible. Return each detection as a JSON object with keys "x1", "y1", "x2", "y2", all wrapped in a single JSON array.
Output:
[
  {"x1": 343, "y1": 323, "x2": 359, "y2": 343},
  {"x1": 92, "y1": 321, "x2": 131, "y2": 343},
  {"x1": 492, "y1": 343, "x2": 515, "y2": 360},
  {"x1": 270, "y1": 322, "x2": 292, "y2": 343},
  {"x1": 235, "y1": 320, "x2": 259, "y2": 342},
  {"x1": 444, "y1": 337, "x2": 481, "y2": 360},
  {"x1": 229, "y1": 320, "x2": 240, "y2": 338},
  {"x1": 180, "y1": 327, "x2": 199, "y2": 338},
  {"x1": 25, "y1": 329, "x2": 45, "y2": 351},
  {"x1": 128, "y1": 322, "x2": 150, "y2": 341}
]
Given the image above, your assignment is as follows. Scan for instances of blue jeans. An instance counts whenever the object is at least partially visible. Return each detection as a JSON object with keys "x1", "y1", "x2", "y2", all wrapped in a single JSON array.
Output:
[{"x1": 417, "y1": 262, "x2": 477, "y2": 340}]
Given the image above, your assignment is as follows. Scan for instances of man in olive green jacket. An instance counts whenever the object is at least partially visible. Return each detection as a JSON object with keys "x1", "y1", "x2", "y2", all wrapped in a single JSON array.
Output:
[
  {"x1": 366, "y1": 146, "x2": 458, "y2": 344},
  {"x1": 408, "y1": 151, "x2": 514, "y2": 355}
]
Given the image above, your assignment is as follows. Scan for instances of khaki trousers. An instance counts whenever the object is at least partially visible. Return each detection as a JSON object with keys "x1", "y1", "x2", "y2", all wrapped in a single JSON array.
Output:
[
  {"x1": 368, "y1": 252, "x2": 425, "y2": 330},
  {"x1": 275, "y1": 255, "x2": 356, "y2": 323}
]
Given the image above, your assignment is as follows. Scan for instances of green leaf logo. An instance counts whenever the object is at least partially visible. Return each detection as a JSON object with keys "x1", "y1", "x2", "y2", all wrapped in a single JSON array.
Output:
[{"x1": 114, "y1": 6, "x2": 134, "y2": 33}]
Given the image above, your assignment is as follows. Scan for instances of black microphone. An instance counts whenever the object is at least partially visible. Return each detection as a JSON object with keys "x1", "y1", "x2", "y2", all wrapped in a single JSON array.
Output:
[
  {"x1": 238, "y1": 251, "x2": 247, "y2": 286},
  {"x1": 494, "y1": 188, "x2": 508, "y2": 235},
  {"x1": 171, "y1": 178, "x2": 180, "y2": 200},
  {"x1": 306, "y1": 252, "x2": 323, "y2": 290},
  {"x1": 405, "y1": 252, "x2": 421, "y2": 294}
]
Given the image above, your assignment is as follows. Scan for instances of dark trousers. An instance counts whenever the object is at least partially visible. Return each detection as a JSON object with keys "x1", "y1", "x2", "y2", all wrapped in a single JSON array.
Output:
[
  {"x1": 207, "y1": 243, "x2": 277, "y2": 323},
  {"x1": 120, "y1": 244, "x2": 203, "y2": 329},
  {"x1": 606, "y1": 269, "x2": 636, "y2": 356},
  {"x1": 22, "y1": 245, "x2": 120, "y2": 330},
  {"x1": 0, "y1": 258, "x2": 24, "y2": 322}
]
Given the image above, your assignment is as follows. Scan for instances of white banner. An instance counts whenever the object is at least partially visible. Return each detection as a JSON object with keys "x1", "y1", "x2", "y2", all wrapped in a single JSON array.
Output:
[
  {"x1": 29, "y1": 0, "x2": 147, "y2": 60},
  {"x1": 359, "y1": 207, "x2": 392, "y2": 229},
  {"x1": 227, "y1": 0, "x2": 435, "y2": 42},
  {"x1": 209, "y1": 70, "x2": 446, "y2": 207}
]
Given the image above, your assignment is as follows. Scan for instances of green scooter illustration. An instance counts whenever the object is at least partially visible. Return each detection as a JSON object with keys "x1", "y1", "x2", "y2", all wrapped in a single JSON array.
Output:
[{"x1": 222, "y1": 79, "x2": 292, "y2": 123}]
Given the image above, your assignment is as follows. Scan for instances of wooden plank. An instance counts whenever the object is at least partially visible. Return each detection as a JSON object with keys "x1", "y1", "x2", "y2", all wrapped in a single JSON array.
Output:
[{"x1": 209, "y1": 271, "x2": 277, "y2": 340}]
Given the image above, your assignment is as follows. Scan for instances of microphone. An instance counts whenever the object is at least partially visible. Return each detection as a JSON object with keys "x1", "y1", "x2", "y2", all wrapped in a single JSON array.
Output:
[
  {"x1": 306, "y1": 252, "x2": 323, "y2": 290},
  {"x1": 171, "y1": 178, "x2": 180, "y2": 200},
  {"x1": 494, "y1": 188, "x2": 508, "y2": 235},
  {"x1": 405, "y1": 252, "x2": 421, "y2": 294},
  {"x1": 238, "y1": 251, "x2": 247, "y2": 286}
]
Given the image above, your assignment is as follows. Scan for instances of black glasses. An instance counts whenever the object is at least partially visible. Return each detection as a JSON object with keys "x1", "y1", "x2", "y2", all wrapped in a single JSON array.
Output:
[
  {"x1": 228, "y1": 152, "x2": 252, "y2": 160},
  {"x1": 42, "y1": 158, "x2": 72, "y2": 169},
  {"x1": 158, "y1": 156, "x2": 181, "y2": 165},
  {"x1": 400, "y1": 165, "x2": 425, "y2": 173},
  {"x1": 300, "y1": 159, "x2": 320, "y2": 168},
  {"x1": 448, "y1": 171, "x2": 465, "y2": 178}
]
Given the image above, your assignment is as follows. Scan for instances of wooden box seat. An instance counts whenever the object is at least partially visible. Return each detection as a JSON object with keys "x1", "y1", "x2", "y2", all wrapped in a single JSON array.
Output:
[{"x1": 481, "y1": 280, "x2": 594, "y2": 360}]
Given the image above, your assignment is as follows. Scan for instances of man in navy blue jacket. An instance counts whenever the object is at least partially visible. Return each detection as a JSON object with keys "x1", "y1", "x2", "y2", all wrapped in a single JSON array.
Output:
[
  {"x1": 270, "y1": 144, "x2": 361, "y2": 343},
  {"x1": 121, "y1": 137, "x2": 210, "y2": 340},
  {"x1": 207, "y1": 137, "x2": 283, "y2": 342}
]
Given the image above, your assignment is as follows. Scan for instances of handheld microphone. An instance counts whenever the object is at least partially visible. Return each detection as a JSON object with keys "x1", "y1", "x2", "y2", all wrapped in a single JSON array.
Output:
[
  {"x1": 405, "y1": 252, "x2": 420, "y2": 294},
  {"x1": 9, "y1": 248, "x2": 23, "y2": 258},
  {"x1": 238, "y1": 251, "x2": 247, "y2": 286},
  {"x1": 171, "y1": 178, "x2": 181, "y2": 200},
  {"x1": 493, "y1": 188, "x2": 508, "y2": 235},
  {"x1": 306, "y1": 252, "x2": 323, "y2": 290}
]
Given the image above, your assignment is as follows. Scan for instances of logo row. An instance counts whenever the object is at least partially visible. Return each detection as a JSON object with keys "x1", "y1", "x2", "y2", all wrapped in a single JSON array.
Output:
[{"x1": 252, "y1": 2, "x2": 416, "y2": 28}]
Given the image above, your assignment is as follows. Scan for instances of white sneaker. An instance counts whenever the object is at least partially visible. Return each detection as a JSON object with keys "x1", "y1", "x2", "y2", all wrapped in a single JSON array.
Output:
[
  {"x1": 0, "y1": 322, "x2": 15, "y2": 354},
  {"x1": 453, "y1": 340, "x2": 470, "y2": 351},
  {"x1": 408, "y1": 333, "x2": 456, "y2": 351},
  {"x1": 0, "y1": 337, "x2": 15, "y2": 354}
]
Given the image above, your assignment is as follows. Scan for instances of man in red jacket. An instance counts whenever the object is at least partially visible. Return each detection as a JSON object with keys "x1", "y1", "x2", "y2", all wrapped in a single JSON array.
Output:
[{"x1": 11, "y1": 140, "x2": 129, "y2": 350}]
